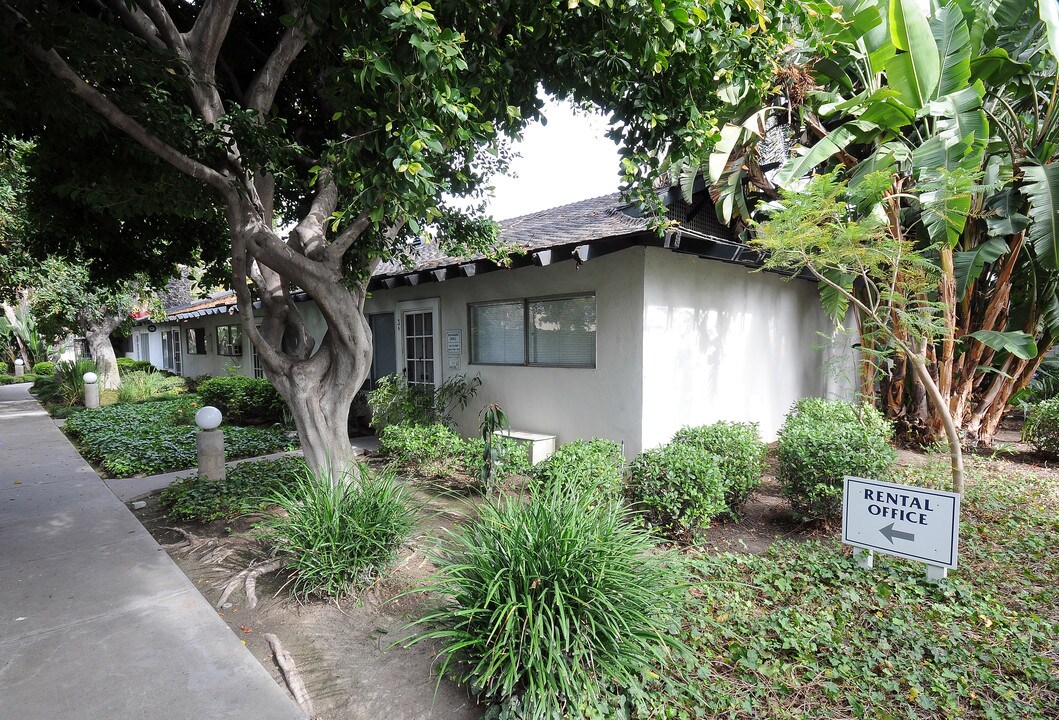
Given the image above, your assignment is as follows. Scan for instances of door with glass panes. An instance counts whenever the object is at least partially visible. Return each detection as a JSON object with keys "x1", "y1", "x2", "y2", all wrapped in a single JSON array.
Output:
[{"x1": 395, "y1": 299, "x2": 441, "y2": 390}]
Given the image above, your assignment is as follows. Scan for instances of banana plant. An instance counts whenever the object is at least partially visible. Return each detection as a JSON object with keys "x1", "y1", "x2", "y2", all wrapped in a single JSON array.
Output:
[{"x1": 683, "y1": 0, "x2": 1059, "y2": 445}]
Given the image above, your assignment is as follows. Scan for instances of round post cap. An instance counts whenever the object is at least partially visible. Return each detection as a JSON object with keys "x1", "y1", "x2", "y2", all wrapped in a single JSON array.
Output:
[
  {"x1": 14, "y1": 359, "x2": 23, "y2": 366},
  {"x1": 82, "y1": 372, "x2": 98, "y2": 383},
  {"x1": 195, "y1": 405, "x2": 223, "y2": 430}
]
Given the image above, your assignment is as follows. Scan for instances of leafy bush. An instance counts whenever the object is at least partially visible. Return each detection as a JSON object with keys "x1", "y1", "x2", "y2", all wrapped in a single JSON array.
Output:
[
  {"x1": 671, "y1": 422, "x2": 767, "y2": 514},
  {"x1": 117, "y1": 357, "x2": 155, "y2": 375},
  {"x1": 197, "y1": 375, "x2": 284, "y2": 424},
  {"x1": 64, "y1": 399, "x2": 296, "y2": 477},
  {"x1": 777, "y1": 398, "x2": 896, "y2": 521},
  {"x1": 367, "y1": 372, "x2": 480, "y2": 429},
  {"x1": 262, "y1": 463, "x2": 416, "y2": 599},
  {"x1": 159, "y1": 456, "x2": 305, "y2": 522},
  {"x1": 0, "y1": 372, "x2": 36, "y2": 385},
  {"x1": 529, "y1": 438, "x2": 625, "y2": 499},
  {"x1": 627, "y1": 442, "x2": 727, "y2": 541},
  {"x1": 33, "y1": 358, "x2": 97, "y2": 405},
  {"x1": 411, "y1": 486, "x2": 685, "y2": 717},
  {"x1": 32, "y1": 361, "x2": 55, "y2": 375},
  {"x1": 380, "y1": 422, "x2": 529, "y2": 486},
  {"x1": 1021, "y1": 397, "x2": 1059, "y2": 457},
  {"x1": 462, "y1": 435, "x2": 532, "y2": 480},
  {"x1": 117, "y1": 370, "x2": 186, "y2": 403}
]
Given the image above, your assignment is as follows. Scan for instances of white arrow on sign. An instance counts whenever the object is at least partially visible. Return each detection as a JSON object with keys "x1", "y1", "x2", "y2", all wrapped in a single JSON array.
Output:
[{"x1": 842, "y1": 477, "x2": 961, "y2": 569}]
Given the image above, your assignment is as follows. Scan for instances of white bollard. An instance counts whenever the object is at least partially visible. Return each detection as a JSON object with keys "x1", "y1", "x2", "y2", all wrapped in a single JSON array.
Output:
[
  {"x1": 13, "y1": 359, "x2": 24, "y2": 377},
  {"x1": 83, "y1": 372, "x2": 99, "y2": 409},
  {"x1": 195, "y1": 406, "x2": 225, "y2": 481}
]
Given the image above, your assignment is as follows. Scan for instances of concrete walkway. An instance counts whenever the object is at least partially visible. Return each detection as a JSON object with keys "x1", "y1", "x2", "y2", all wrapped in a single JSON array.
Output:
[{"x1": 0, "y1": 384, "x2": 304, "y2": 720}]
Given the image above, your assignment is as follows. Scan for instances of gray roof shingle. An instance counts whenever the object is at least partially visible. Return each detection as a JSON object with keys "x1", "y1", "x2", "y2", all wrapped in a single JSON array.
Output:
[{"x1": 374, "y1": 193, "x2": 648, "y2": 277}]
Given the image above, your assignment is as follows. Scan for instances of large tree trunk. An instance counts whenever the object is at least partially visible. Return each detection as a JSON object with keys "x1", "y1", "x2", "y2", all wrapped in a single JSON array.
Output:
[
  {"x1": 78, "y1": 309, "x2": 124, "y2": 390},
  {"x1": 228, "y1": 191, "x2": 377, "y2": 481}
]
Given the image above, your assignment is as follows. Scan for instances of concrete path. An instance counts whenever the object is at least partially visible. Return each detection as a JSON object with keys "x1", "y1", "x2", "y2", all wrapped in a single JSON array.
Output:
[{"x1": 0, "y1": 383, "x2": 305, "y2": 720}]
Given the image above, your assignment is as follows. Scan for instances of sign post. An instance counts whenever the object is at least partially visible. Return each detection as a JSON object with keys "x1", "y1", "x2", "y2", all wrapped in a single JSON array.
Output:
[{"x1": 842, "y1": 477, "x2": 960, "y2": 580}]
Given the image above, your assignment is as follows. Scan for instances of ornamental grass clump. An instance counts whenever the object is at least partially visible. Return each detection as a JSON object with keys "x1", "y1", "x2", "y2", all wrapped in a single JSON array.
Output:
[
  {"x1": 529, "y1": 437, "x2": 626, "y2": 499},
  {"x1": 672, "y1": 422, "x2": 767, "y2": 514},
  {"x1": 626, "y1": 442, "x2": 727, "y2": 541},
  {"x1": 410, "y1": 486, "x2": 685, "y2": 718},
  {"x1": 262, "y1": 463, "x2": 416, "y2": 600},
  {"x1": 117, "y1": 370, "x2": 186, "y2": 403},
  {"x1": 777, "y1": 398, "x2": 896, "y2": 521}
]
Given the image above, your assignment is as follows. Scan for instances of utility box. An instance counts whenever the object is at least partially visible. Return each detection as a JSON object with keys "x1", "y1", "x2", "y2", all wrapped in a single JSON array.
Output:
[{"x1": 495, "y1": 429, "x2": 557, "y2": 466}]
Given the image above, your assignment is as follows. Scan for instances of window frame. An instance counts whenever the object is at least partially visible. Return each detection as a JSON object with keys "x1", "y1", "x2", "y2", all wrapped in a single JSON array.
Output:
[
  {"x1": 467, "y1": 292, "x2": 597, "y2": 369},
  {"x1": 185, "y1": 327, "x2": 206, "y2": 355},
  {"x1": 215, "y1": 323, "x2": 243, "y2": 357}
]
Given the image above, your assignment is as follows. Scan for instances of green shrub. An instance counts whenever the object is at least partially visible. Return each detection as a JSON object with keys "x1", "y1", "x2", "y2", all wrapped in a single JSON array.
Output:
[
  {"x1": 411, "y1": 486, "x2": 685, "y2": 717},
  {"x1": 529, "y1": 438, "x2": 625, "y2": 499},
  {"x1": 117, "y1": 370, "x2": 186, "y2": 403},
  {"x1": 159, "y1": 456, "x2": 305, "y2": 522},
  {"x1": 0, "y1": 372, "x2": 36, "y2": 385},
  {"x1": 777, "y1": 398, "x2": 896, "y2": 521},
  {"x1": 262, "y1": 463, "x2": 416, "y2": 599},
  {"x1": 367, "y1": 372, "x2": 480, "y2": 429},
  {"x1": 671, "y1": 422, "x2": 767, "y2": 514},
  {"x1": 627, "y1": 442, "x2": 727, "y2": 541},
  {"x1": 32, "y1": 361, "x2": 55, "y2": 375},
  {"x1": 1021, "y1": 397, "x2": 1059, "y2": 457},
  {"x1": 117, "y1": 357, "x2": 155, "y2": 375},
  {"x1": 197, "y1": 375, "x2": 284, "y2": 424},
  {"x1": 462, "y1": 435, "x2": 532, "y2": 480},
  {"x1": 380, "y1": 422, "x2": 529, "y2": 486},
  {"x1": 64, "y1": 399, "x2": 296, "y2": 477},
  {"x1": 34, "y1": 358, "x2": 97, "y2": 405}
]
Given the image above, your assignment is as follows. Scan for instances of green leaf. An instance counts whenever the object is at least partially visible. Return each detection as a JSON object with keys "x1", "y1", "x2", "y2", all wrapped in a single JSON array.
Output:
[
  {"x1": 928, "y1": 83, "x2": 988, "y2": 151},
  {"x1": 819, "y1": 271, "x2": 854, "y2": 323},
  {"x1": 953, "y1": 237, "x2": 1009, "y2": 299},
  {"x1": 930, "y1": 5, "x2": 971, "y2": 98},
  {"x1": 886, "y1": 0, "x2": 941, "y2": 108},
  {"x1": 1040, "y1": 0, "x2": 1059, "y2": 61},
  {"x1": 775, "y1": 121, "x2": 876, "y2": 188},
  {"x1": 707, "y1": 124, "x2": 743, "y2": 185},
  {"x1": 1023, "y1": 163, "x2": 1059, "y2": 268},
  {"x1": 969, "y1": 47, "x2": 1030, "y2": 85},
  {"x1": 966, "y1": 330, "x2": 1039, "y2": 360}
]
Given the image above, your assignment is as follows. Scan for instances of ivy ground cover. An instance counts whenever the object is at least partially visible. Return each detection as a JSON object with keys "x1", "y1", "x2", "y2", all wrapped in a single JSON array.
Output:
[
  {"x1": 653, "y1": 457, "x2": 1058, "y2": 719},
  {"x1": 64, "y1": 397, "x2": 296, "y2": 478}
]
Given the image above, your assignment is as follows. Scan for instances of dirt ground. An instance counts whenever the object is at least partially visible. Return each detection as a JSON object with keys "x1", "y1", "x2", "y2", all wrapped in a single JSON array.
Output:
[
  {"x1": 131, "y1": 422, "x2": 1059, "y2": 720},
  {"x1": 134, "y1": 477, "x2": 486, "y2": 720}
]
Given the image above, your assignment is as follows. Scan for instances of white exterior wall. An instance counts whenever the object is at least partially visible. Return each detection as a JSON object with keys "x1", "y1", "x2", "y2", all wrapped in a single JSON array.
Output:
[
  {"x1": 640, "y1": 247, "x2": 855, "y2": 448},
  {"x1": 156, "y1": 314, "x2": 256, "y2": 378},
  {"x1": 364, "y1": 248, "x2": 646, "y2": 451},
  {"x1": 131, "y1": 327, "x2": 166, "y2": 371}
]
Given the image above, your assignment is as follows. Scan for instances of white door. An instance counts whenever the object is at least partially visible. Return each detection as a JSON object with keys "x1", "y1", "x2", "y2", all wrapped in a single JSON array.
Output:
[{"x1": 395, "y1": 299, "x2": 441, "y2": 390}]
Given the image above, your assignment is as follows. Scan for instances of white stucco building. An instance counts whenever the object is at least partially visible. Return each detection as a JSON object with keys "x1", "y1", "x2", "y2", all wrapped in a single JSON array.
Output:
[{"x1": 138, "y1": 191, "x2": 854, "y2": 455}]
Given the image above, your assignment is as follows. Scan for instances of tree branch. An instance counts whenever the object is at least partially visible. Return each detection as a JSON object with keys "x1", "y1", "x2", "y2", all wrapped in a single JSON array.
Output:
[
  {"x1": 102, "y1": 0, "x2": 164, "y2": 50},
  {"x1": 290, "y1": 171, "x2": 339, "y2": 260},
  {"x1": 11, "y1": 33, "x2": 233, "y2": 197},
  {"x1": 245, "y1": 13, "x2": 317, "y2": 114},
  {"x1": 135, "y1": 0, "x2": 190, "y2": 59},
  {"x1": 186, "y1": 0, "x2": 240, "y2": 84}
]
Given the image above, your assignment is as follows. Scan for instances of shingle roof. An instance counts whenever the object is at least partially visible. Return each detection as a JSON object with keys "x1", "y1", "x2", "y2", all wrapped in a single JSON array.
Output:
[{"x1": 374, "y1": 193, "x2": 648, "y2": 277}]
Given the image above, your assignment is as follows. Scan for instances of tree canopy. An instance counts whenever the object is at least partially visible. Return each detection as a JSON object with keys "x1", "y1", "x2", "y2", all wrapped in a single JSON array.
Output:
[{"x1": 0, "y1": 0, "x2": 804, "y2": 471}]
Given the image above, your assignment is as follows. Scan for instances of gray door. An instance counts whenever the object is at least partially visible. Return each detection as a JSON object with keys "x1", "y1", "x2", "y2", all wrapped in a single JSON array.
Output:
[{"x1": 368, "y1": 313, "x2": 396, "y2": 388}]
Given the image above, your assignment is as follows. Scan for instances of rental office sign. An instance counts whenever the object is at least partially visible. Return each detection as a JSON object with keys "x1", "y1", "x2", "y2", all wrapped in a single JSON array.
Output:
[{"x1": 842, "y1": 477, "x2": 961, "y2": 573}]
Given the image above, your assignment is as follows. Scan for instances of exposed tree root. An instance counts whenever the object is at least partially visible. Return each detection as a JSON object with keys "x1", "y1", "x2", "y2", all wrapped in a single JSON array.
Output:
[
  {"x1": 216, "y1": 557, "x2": 287, "y2": 609},
  {"x1": 263, "y1": 633, "x2": 315, "y2": 719},
  {"x1": 159, "y1": 526, "x2": 203, "y2": 552}
]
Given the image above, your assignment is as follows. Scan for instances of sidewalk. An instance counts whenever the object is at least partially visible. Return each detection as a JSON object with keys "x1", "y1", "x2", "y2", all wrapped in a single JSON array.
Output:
[{"x1": 0, "y1": 383, "x2": 305, "y2": 720}]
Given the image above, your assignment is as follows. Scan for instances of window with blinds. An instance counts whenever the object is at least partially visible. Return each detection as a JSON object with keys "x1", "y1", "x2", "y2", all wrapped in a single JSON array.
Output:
[
  {"x1": 471, "y1": 301, "x2": 525, "y2": 365},
  {"x1": 469, "y1": 294, "x2": 595, "y2": 368}
]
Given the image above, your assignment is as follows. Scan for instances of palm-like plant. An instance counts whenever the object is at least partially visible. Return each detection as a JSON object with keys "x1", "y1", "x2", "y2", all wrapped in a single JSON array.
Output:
[{"x1": 684, "y1": 0, "x2": 1059, "y2": 446}]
